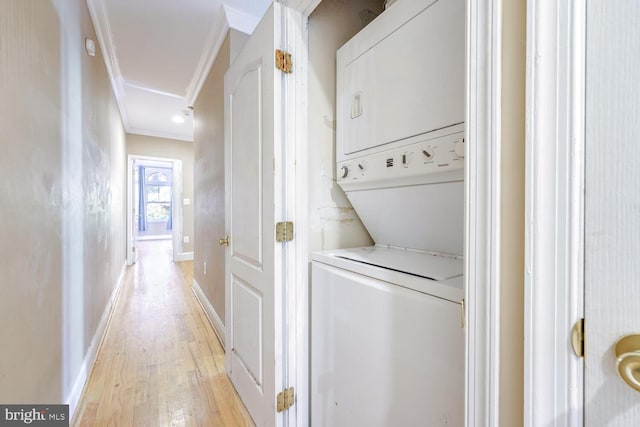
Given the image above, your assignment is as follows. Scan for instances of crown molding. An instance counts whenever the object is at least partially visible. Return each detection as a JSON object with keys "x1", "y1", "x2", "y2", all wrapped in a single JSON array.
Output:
[
  {"x1": 123, "y1": 80, "x2": 184, "y2": 99},
  {"x1": 127, "y1": 127, "x2": 194, "y2": 143},
  {"x1": 277, "y1": 0, "x2": 322, "y2": 15},
  {"x1": 184, "y1": 9, "x2": 230, "y2": 106},
  {"x1": 223, "y1": 4, "x2": 261, "y2": 35},
  {"x1": 88, "y1": 0, "x2": 269, "y2": 133},
  {"x1": 85, "y1": 0, "x2": 130, "y2": 129},
  {"x1": 185, "y1": 5, "x2": 266, "y2": 106}
]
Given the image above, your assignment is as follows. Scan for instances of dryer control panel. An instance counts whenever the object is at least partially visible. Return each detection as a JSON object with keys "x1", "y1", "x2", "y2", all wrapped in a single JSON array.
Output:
[{"x1": 337, "y1": 130, "x2": 465, "y2": 192}]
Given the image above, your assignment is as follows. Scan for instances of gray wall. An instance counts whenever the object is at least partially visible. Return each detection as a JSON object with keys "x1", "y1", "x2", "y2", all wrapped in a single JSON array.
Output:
[
  {"x1": 193, "y1": 33, "x2": 230, "y2": 324},
  {"x1": 230, "y1": 30, "x2": 249, "y2": 64},
  {"x1": 127, "y1": 134, "x2": 195, "y2": 253},
  {"x1": 0, "y1": 0, "x2": 126, "y2": 402},
  {"x1": 500, "y1": 0, "x2": 526, "y2": 424}
]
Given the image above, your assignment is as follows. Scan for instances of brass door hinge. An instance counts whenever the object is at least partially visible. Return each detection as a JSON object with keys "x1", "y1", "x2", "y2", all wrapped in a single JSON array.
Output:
[
  {"x1": 571, "y1": 318, "x2": 585, "y2": 358},
  {"x1": 275, "y1": 49, "x2": 292, "y2": 74},
  {"x1": 275, "y1": 221, "x2": 294, "y2": 242},
  {"x1": 276, "y1": 387, "x2": 295, "y2": 412}
]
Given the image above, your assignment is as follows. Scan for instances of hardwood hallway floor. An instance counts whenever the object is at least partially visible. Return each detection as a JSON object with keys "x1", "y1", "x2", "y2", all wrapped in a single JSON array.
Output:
[{"x1": 74, "y1": 240, "x2": 253, "y2": 426}]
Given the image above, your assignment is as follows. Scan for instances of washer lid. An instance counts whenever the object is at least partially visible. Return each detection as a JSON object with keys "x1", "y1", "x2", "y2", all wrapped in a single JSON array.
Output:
[{"x1": 334, "y1": 246, "x2": 462, "y2": 281}]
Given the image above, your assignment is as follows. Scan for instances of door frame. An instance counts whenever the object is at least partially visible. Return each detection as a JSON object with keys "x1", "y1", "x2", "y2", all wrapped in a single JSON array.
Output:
[
  {"x1": 465, "y1": 0, "x2": 503, "y2": 425},
  {"x1": 281, "y1": 0, "x2": 504, "y2": 425},
  {"x1": 524, "y1": 0, "x2": 586, "y2": 425},
  {"x1": 280, "y1": 6, "x2": 309, "y2": 427},
  {"x1": 126, "y1": 154, "x2": 185, "y2": 264}
]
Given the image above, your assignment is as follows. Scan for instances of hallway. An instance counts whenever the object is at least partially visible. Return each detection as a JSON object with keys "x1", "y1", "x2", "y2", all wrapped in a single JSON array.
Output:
[{"x1": 73, "y1": 241, "x2": 253, "y2": 426}]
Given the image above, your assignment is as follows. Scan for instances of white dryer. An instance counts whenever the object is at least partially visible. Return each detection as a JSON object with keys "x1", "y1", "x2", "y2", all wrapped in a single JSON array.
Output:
[{"x1": 311, "y1": 0, "x2": 466, "y2": 425}]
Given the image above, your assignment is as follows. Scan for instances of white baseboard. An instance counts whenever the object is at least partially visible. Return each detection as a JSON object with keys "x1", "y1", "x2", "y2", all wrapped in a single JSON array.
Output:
[
  {"x1": 67, "y1": 262, "x2": 127, "y2": 422},
  {"x1": 175, "y1": 251, "x2": 194, "y2": 262},
  {"x1": 136, "y1": 235, "x2": 171, "y2": 241},
  {"x1": 192, "y1": 278, "x2": 225, "y2": 347}
]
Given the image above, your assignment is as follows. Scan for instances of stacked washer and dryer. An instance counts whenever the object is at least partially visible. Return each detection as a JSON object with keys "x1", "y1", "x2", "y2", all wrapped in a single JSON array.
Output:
[{"x1": 310, "y1": 0, "x2": 466, "y2": 425}]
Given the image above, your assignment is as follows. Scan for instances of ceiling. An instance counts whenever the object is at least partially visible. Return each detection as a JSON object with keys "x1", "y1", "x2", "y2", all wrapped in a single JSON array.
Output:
[{"x1": 87, "y1": 0, "x2": 272, "y2": 141}]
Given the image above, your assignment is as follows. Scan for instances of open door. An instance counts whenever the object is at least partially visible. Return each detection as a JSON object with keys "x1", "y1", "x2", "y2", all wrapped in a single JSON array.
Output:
[
  {"x1": 128, "y1": 156, "x2": 184, "y2": 263},
  {"x1": 223, "y1": 3, "x2": 291, "y2": 426}
]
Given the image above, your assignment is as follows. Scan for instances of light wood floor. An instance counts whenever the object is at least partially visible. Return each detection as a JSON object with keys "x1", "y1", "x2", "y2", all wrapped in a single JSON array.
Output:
[{"x1": 73, "y1": 240, "x2": 253, "y2": 427}]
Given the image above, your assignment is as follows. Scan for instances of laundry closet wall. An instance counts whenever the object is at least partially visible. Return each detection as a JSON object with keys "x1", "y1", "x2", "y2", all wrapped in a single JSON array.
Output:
[
  {"x1": 306, "y1": 0, "x2": 382, "y2": 254},
  {"x1": 0, "y1": 0, "x2": 126, "y2": 404}
]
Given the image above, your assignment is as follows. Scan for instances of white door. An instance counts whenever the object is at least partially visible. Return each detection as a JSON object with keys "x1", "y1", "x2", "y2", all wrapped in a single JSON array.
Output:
[
  {"x1": 224, "y1": 4, "x2": 288, "y2": 426},
  {"x1": 584, "y1": 1, "x2": 640, "y2": 424}
]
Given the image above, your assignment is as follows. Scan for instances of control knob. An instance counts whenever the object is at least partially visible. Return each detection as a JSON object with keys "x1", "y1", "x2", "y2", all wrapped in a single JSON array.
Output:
[{"x1": 339, "y1": 165, "x2": 349, "y2": 178}]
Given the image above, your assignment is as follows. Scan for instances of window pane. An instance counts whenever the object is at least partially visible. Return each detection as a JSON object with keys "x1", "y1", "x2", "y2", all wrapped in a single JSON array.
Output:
[
  {"x1": 146, "y1": 203, "x2": 170, "y2": 220},
  {"x1": 147, "y1": 186, "x2": 159, "y2": 202},
  {"x1": 147, "y1": 172, "x2": 169, "y2": 183},
  {"x1": 159, "y1": 186, "x2": 172, "y2": 202}
]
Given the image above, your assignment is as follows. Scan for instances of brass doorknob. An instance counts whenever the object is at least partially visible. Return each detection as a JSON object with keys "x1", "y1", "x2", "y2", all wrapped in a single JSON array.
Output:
[
  {"x1": 218, "y1": 236, "x2": 230, "y2": 247},
  {"x1": 614, "y1": 334, "x2": 640, "y2": 392}
]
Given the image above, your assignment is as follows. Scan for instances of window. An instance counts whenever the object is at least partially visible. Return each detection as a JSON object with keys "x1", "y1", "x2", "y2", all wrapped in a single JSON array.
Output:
[{"x1": 146, "y1": 172, "x2": 171, "y2": 221}]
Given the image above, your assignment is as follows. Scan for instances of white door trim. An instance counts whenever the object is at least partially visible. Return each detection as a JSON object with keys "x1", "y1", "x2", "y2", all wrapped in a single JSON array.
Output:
[
  {"x1": 279, "y1": 5, "x2": 309, "y2": 427},
  {"x1": 465, "y1": 0, "x2": 502, "y2": 425},
  {"x1": 270, "y1": 3, "x2": 310, "y2": 425},
  {"x1": 126, "y1": 154, "x2": 185, "y2": 263},
  {"x1": 126, "y1": 155, "x2": 136, "y2": 266},
  {"x1": 524, "y1": 1, "x2": 586, "y2": 425},
  {"x1": 171, "y1": 160, "x2": 185, "y2": 262}
]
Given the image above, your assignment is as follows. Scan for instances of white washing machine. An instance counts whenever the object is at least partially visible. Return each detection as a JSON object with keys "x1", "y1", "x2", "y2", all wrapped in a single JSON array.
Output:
[
  {"x1": 311, "y1": 251, "x2": 464, "y2": 426},
  {"x1": 311, "y1": 0, "x2": 466, "y2": 424},
  {"x1": 311, "y1": 129, "x2": 465, "y2": 427}
]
